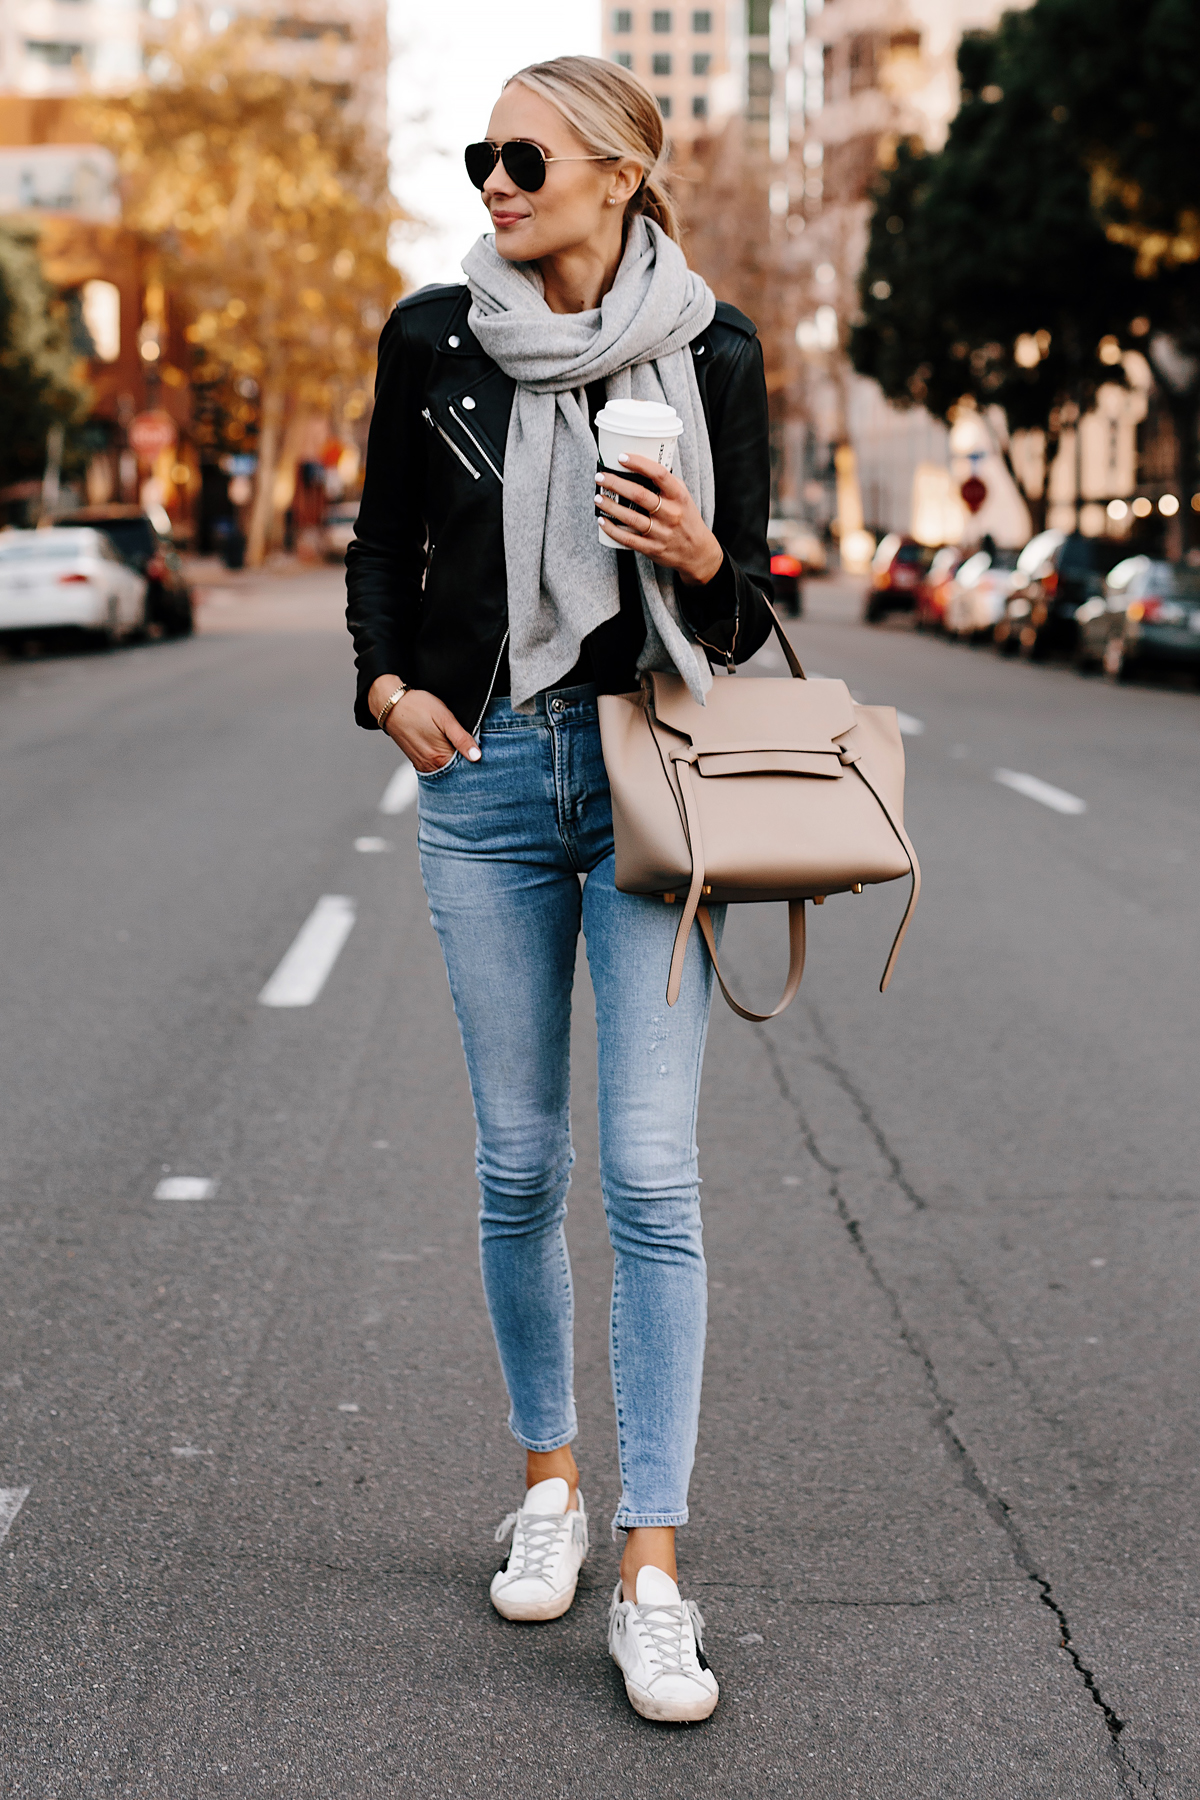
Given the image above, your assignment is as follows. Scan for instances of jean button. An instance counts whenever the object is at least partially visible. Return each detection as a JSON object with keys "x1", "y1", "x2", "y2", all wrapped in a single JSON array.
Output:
[{"x1": 551, "y1": 698, "x2": 564, "y2": 713}]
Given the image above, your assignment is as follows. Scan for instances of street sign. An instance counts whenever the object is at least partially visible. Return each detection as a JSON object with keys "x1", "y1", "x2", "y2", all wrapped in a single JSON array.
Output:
[
  {"x1": 961, "y1": 474, "x2": 988, "y2": 513},
  {"x1": 128, "y1": 411, "x2": 177, "y2": 460}
]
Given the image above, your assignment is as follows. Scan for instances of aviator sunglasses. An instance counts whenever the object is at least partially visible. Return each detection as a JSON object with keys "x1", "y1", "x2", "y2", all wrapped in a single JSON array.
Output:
[{"x1": 465, "y1": 138, "x2": 617, "y2": 193}]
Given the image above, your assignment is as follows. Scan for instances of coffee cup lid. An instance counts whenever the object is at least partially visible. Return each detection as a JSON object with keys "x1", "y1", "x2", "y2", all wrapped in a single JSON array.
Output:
[{"x1": 594, "y1": 398, "x2": 683, "y2": 437}]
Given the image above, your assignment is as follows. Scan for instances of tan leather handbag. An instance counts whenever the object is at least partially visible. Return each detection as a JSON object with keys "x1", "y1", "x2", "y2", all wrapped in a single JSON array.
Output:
[{"x1": 597, "y1": 608, "x2": 920, "y2": 1021}]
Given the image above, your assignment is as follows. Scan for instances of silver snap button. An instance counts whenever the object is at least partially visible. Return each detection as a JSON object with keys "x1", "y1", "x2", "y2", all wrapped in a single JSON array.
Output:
[
  {"x1": 461, "y1": 395, "x2": 476, "y2": 410},
  {"x1": 447, "y1": 334, "x2": 461, "y2": 348},
  {"x1": 695, "y1": 344, "x2": 705, "y2": 355},
  {"x1": 551, "y1": 699, "x2": 564, "y2": 713}
]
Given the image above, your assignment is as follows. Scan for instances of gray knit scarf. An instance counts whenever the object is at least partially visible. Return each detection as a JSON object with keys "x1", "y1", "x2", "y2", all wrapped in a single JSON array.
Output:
[{"x1": 463, "y1": 215, "x2": 717, "y2": 712}]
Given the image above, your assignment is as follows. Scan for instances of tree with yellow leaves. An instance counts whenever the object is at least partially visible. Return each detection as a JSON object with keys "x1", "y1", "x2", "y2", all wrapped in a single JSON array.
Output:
[{"x1": 86, "y1": 11, "x2": 403, "y2": 563}]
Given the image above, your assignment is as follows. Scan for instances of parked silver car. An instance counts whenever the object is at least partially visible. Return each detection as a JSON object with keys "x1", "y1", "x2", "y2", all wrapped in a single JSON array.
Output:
[
  {"x1": 0, "y1": 527, "x2": 148, "y2": 643},
  {"x1": 1076, "y1": 555, "x2": 1200, "y2": 681}
]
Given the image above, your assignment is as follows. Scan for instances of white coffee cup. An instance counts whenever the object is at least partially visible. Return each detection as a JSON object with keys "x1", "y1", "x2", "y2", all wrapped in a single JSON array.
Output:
[{"x1": 594, "y1": 398, "x2": 683, "y2": 546}]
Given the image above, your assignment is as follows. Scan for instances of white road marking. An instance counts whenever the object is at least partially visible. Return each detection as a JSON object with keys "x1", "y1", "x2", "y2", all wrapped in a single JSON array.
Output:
[
  {"x1": 380, "y1": 763, "x2": 418, "y2": 815},
  {"x1": 896, "y1": 711, "x2": 925, "y2": 736},
  {"x1": 0, "y1": 1487, "x2": 30, "y2": 1544},
  {"x1": 994, "y1": 769, "x2": 1087, "y2": 816},
  {"x1": 171, "y1": 1444, "x2": 209, "y2": 1458},
  {"x1": 155, "y1": 1176, "x2": 217, "y2": 1201},
  {"x1": 354, "y1": 836, "x2": 391, "y2": 853},
  {"x1": 338, "y1": 1403, "x2": 359, "y2": 1412},
  {"x1": 259, "y1": 895, "x2": 357, "y2": 1007}
]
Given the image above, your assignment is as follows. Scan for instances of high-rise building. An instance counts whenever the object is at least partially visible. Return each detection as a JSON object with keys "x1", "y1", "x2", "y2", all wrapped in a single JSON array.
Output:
[{"x1": 600, "y1": 5, "x2": 739, "y2": 147}]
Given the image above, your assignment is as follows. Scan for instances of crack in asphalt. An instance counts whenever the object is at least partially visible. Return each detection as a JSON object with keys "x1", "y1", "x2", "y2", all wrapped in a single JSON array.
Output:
[{"x1": 755, "y1": 1027, "x2": 1157, "y2": 1799}]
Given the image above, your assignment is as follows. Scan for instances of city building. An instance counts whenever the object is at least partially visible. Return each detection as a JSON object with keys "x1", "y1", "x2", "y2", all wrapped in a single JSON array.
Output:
[
  {"x1": 0, "y1": 1, "x2": 387, "y2": 539},
  {"x1": 600, "y1": 5, "x2": 738, "y2": 148},
  {"x1": 799, "y1": 0, "x2": 1144, "y2": 548}
]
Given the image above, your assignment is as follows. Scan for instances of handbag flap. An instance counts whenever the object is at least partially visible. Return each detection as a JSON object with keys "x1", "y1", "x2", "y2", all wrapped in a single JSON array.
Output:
[{"x1": 649, "y1": 671, "x2": 858, "y2": 754}]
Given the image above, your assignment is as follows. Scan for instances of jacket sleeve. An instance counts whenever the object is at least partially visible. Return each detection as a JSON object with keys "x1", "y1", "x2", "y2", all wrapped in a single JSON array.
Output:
[
  {"x1": 676, "y1": 329, "x2": 775, "y2": 666},
  {"x1": 345, "y1": 308, "x2": 428, "y2": 729}
]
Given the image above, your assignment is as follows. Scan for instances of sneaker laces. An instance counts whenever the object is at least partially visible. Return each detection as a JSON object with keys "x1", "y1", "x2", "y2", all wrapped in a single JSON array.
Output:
[
  {"x1": 632, "y1": 1597, "x2": 708, "y2": 1682},
  {"x1": 494, "y1": 1507, "x2": 584, "y2": 1588}
]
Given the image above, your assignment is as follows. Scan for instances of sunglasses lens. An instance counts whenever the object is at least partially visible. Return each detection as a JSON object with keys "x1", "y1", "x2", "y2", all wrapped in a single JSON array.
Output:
[
  {"x1": 464, "y1": 142, "x2": 496, "y2": 190},
  {"x1": 501, "y1": 141, "x2": 547, "y2": 191}
]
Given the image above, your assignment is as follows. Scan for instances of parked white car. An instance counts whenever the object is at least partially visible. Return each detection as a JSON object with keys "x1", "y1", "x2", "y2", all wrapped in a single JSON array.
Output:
[
  {"x1": 944, "y1": 547, "x2": 1019, "y2": 641},
  {"x1": 0, "y1": 527, "x2": 148, "y2": 641}
]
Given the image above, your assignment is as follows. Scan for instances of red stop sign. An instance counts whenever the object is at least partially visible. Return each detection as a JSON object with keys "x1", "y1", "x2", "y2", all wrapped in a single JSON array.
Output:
[
  {"x1": 961, "y1": 474, "x2": 988, "y2": 513},
  {"x1": 128, "y1": 411, "x2": 177, "y2": 460}
]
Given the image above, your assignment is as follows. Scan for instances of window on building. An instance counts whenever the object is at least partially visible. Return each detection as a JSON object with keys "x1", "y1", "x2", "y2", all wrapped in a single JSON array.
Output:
[
  {"x1": 747, "y1": 0, "x2": 770, "y2": 37},
  {"x1": 612, "y1": 50, "x2": 633, "y2": 67},
  {"x1": 652, "y1": 10, "x2": 672, "y2": 31},
  {"x1": 849, "y1": 33, "x2": 877, "y2": 94},
  {"x1": 652, "y1": 51, "x2": 672, "y2": 74},
  {"x1": 692, "y1": 8, "x2": 712, "y2": 28},
  {"x1": 657, "y1": 93, "x2": 673, "y2": 116},
  {"x1": 747, "y1": 52, "x2": 771, "y2": 118},
  {"x1": 692, "y1": 93, "x2": 708, "y2": 118},
  {"x1": 271, "y1": 16, "x2": 352, "y2": 38},
  {"x1": 613, "y1": 8, "x2": 633, "y2": 30},
  {"x1": 24, "y1": 40, "x2": 86, "y2": 66},
  {"x1": 692, "y1": 51, "x2": 710, "y2": 74}
]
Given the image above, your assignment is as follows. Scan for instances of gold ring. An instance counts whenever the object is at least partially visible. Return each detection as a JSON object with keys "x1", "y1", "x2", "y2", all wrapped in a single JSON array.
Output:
[
  {"x1": 649, "y1": 492, "x2": 664, "y2": 516},
  {"x1": 640, "y1": 512, "x2": 654, "y2": 535}
]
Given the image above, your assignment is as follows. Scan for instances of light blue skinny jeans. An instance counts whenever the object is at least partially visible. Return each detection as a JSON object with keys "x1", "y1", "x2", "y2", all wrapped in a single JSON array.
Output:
[{"x1": 416, "y1": 682, "x2": 722, "y2": 1530}]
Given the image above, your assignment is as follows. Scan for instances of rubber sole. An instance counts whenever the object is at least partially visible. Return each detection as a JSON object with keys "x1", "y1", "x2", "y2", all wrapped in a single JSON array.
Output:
[
  {"x1": 489, "y1": 1577, "x2": 579, "y2": 1622},
  {"x1": 619, "y1": 1671, "x2": 720, "y2": 1724}
]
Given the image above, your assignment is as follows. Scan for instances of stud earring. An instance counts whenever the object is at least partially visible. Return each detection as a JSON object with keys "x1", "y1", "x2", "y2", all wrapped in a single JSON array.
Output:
[{"x1": 606, "y1": 197, "x2": 617, "y2": 206}]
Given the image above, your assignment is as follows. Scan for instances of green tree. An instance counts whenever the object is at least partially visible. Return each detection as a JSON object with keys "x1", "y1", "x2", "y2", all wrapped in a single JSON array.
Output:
[
  {"x1": 850, "y1": 18, "x2": 1142, "y2": 533},
  {"x1": 0, "y1": 226, "x2": 89, "y2": 493}
]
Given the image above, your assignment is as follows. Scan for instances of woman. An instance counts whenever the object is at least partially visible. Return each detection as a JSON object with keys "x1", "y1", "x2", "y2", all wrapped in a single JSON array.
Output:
[{"x1": 346, "y1": 54, "x2": 772, "y2": 1724}]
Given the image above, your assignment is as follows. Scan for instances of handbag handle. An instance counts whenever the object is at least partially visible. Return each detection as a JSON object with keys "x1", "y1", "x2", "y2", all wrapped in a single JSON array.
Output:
[{"x1": 704, "y1": 596, "x2": 807, "y2": 680}]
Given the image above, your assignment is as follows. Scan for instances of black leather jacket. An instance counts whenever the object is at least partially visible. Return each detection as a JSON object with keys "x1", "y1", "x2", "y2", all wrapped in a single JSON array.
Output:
[{"x1": 345, "y1": 282, "x2": 775, "y2": 732}]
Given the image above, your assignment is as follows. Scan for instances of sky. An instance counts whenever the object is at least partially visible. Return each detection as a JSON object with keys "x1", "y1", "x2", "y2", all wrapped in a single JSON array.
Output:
[{"x1": 389, "y1": 0, "x2": 601, "y2": 291}]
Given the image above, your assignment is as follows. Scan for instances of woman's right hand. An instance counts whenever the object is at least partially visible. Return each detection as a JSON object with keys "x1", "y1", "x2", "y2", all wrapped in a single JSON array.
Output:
[{"x1": 368, "y1": 675, "x2": 481, "y2": 773}]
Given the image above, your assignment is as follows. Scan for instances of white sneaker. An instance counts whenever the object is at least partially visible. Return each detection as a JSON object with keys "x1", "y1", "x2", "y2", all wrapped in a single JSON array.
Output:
[
  {"x1": 608, "y1": 1566, "x2": 720, "y2": 1723},
  {"x1": 489, "y1": 1477, "x2": 588, "y2": 1622}
]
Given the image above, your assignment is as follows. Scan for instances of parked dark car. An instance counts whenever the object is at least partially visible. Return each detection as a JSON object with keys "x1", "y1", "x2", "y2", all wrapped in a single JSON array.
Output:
[
  {"x1": 1076, "y1": 555, "x2": 1200, "y2": 681},
  {"x1": 54, "y1": 505, "x2": 194, "y2": 637},
  {"x1": 865, "y1": 534, "x2": 934, "y2": 623},
  {"x1": 994, "y1": 530, "x2": 1122, "y2": 661}
]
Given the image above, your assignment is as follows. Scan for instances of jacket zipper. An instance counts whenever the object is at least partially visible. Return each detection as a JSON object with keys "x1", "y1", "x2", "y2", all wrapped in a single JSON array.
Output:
[
  {"x1": 421, "y1": 407, "x2": 480, "y2": 480},
  {"x1": 471, "y1": 631, "x2": 510, "y2": 739},
  {"x1": 449, "y1": 405, "x2": 503, "y2": 483}
]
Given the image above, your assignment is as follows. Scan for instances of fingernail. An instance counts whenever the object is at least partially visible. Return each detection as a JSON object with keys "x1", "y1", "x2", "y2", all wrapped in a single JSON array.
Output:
[
  {"x1": 467, "y1": 747, "x2": 482, "y2": 761},
  {"x1": 618, "y1": 454, "x2": 631, "y2": 465}
]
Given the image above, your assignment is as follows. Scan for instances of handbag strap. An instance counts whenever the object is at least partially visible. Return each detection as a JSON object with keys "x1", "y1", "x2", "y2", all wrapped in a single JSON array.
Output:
[
  {"x1": 665, "y1": 750, "x2": 808, "y2": 1020},
  {"x1": 839, "y1": 747, "x2": 923, "y2": 993},
  {"x1": 664, "y1": 741, "x2": 922, "y2": 1013}
]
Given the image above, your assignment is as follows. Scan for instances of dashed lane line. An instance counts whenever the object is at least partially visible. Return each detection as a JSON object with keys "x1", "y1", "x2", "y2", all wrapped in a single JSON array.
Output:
[
  {"x1": 154, "y1": 1177, "x2": 218, "y2": 1201},
  {"x1": 0, "y1": 1488, "x2": 30, "y2": 1545},
  {"x1": 259, "y1": 895, "x2": 357, "y2": 1008},
  {"x1": 380, "y1": 763, "x2": 418, "y2": 815},
  {"x1": 994, "y1": 769, "x2": 1087, "y2": 816}
]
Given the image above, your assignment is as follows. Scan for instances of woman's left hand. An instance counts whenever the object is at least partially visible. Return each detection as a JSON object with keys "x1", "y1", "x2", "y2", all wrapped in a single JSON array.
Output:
[{"x1": 595, "y1": 455, "x2": 724, "y2": 587}]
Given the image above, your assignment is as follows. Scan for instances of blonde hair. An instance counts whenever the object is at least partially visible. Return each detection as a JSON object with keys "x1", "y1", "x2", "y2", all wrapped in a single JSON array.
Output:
[{"x1": 506, "y1": 55, "x2": 681, "y2": 244}]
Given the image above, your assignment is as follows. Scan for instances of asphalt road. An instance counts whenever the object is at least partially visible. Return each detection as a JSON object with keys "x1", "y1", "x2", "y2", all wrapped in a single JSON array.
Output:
[{"x1": 1, "y1": 563, "x2": 1196, "y2": 1799}]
